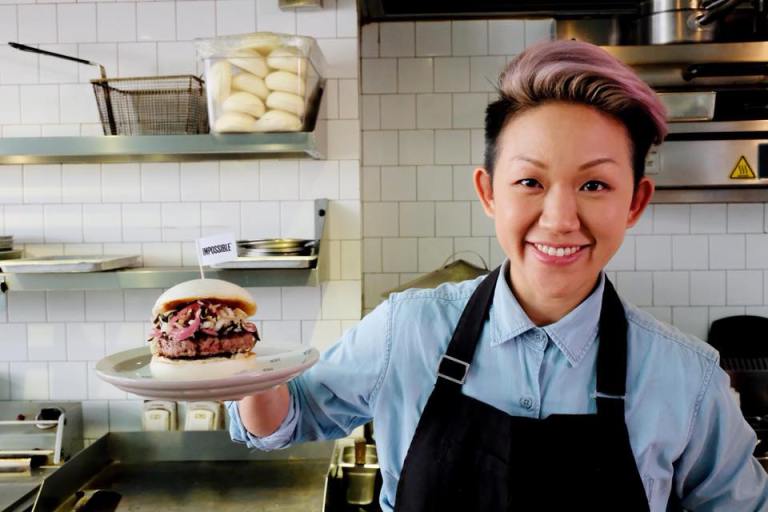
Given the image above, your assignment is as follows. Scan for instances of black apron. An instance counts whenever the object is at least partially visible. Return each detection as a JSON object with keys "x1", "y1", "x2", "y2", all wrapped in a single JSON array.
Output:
[{"x1": 393, "y1": 266, "x2": 650, "y2": 511}]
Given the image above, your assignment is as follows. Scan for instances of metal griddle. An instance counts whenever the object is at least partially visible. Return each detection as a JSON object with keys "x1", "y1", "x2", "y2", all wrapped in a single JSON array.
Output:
[{"x1": 31, "y1": 431, "x2": 335, "y2": 512}]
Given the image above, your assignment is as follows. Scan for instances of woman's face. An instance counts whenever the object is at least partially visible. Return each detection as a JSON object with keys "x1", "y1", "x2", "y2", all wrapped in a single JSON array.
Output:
[{"x1": 474, "y1": 101, "x2": 653, "y2": 307}]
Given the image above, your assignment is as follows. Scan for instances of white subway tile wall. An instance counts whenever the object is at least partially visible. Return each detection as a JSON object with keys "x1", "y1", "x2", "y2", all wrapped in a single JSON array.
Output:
[
  {"x1": 359, "y1": 16, "x2": 768, "y2": 367},
  {"x1": 0, "y1": 0, "x2": 361, "y2": 439}
]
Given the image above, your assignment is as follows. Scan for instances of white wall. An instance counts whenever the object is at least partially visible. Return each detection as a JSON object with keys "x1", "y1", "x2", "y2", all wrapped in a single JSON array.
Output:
[
  {"x1": 359, "y1": 20, "x2": 768, "y2": 339},
  {"x1": 0, "y1": 0, "x2": 361, "y2": 442}
]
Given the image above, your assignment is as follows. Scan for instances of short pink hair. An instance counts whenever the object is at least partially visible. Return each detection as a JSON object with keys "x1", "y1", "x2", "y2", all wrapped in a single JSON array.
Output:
[{"x1": 484, "y1": 40, "x2": 667, "y2": 184}]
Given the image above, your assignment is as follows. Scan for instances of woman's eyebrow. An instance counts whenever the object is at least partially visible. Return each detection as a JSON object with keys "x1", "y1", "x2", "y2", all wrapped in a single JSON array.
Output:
[
  {"x1": 579, "y1": 157, "x2": 617, "y2": 170},
  {"x1": 510, "y1": 156, "x2": 618, "y2": 170},
  {"x1": 510, "y1": 155, "x2": 547, "y2": 168}
]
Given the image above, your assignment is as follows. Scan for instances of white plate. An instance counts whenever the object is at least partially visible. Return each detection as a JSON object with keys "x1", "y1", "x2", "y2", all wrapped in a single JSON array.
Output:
[{"x1": 95, "y1": 343, "x2": 319, "y2": 401}]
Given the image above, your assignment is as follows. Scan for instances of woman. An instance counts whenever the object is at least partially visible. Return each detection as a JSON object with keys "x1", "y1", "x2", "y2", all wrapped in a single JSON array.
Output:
[{"x1": 228, "y1": 40, "x2": 768, "y2": 511}]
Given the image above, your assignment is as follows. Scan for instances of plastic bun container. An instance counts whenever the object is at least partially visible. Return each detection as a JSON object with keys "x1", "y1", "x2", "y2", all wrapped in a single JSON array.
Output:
[{"x1": 196, "y1": 32, "x2": 325, "y2": 133}]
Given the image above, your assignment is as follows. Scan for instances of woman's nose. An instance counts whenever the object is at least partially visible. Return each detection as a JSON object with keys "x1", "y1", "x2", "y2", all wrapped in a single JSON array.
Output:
[{"x1": 538, "y1": 187, "x2": 580, "y2": 233}]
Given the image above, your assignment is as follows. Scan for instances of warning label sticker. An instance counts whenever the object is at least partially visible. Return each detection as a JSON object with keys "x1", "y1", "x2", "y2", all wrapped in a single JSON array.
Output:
[{"x1": 729, "y1": 156, "x2": 756, "y2": 180}]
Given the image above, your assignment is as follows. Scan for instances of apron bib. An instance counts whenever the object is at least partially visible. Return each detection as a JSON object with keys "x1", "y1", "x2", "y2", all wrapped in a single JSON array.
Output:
[{"x1": 393, "y1": 266, "x2": 650, "y2": 511}]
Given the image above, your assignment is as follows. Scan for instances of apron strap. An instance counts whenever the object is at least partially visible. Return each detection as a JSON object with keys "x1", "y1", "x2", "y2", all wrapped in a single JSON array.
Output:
[
  {"x1": 595, "y1": 278, "x2": 630, "y2": 418},
  {"x1": 436, "y1": 266, "x2": 501, "y2": 389}
]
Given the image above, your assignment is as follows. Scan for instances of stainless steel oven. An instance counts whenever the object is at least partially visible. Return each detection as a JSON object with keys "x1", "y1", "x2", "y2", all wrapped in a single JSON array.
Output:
[{"x1": 602, "y1": 41, "x2": 768, "y2": 203}]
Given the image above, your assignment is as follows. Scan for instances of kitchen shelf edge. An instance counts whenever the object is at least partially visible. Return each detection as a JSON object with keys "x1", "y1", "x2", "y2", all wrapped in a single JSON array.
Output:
[
  {"x1": 0, "y1": 265, "x2": 322, "y2": 292},
  {"x1": 0, "y1": 128, "x2": 326, "y2": 164}
]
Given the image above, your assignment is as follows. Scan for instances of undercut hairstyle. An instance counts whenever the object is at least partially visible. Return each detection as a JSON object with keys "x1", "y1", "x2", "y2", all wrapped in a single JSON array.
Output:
[{"x1": 484, "y1": 40, "x2": 668, "y2": 186}]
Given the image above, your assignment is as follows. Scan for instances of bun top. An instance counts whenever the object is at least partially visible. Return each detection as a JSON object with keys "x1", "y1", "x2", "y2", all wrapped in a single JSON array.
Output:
[{"x1": 152, "y1": 279, "x2": 257, "y2": 317}]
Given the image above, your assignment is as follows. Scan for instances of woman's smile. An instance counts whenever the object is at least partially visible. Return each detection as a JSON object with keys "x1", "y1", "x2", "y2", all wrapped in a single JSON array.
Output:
[{"x1": 528, "y1": 241, "x2": 590, "y2": 265}]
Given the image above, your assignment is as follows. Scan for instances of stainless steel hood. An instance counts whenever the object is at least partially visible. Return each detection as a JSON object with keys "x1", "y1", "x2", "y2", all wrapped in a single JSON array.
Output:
[{"x1": 359, "y1": 0, "x2": 639, "y2": 23}]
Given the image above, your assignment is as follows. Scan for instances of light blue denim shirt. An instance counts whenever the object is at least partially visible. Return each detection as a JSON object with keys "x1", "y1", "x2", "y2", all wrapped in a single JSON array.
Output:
[{"x1": 228, "y1": 262, "x2": 768, "y2": 511}]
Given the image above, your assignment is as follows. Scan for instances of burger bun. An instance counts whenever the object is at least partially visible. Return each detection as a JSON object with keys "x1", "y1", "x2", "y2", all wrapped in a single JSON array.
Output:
[
  {"x1": 149, "y1": 351, "x2": 257, "y2": 381},
  {"x1": 153, "y1": 279, "x2": 257, "y2": 317}
]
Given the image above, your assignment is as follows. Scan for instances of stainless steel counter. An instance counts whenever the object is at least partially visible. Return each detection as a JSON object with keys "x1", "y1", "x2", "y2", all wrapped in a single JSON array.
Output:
[
  {"x1": 53, "y1": 459, "x2": 331, "y2": 511},
  {"x1": 29, "y1": 431, "x2": 335, "y2": 512}
]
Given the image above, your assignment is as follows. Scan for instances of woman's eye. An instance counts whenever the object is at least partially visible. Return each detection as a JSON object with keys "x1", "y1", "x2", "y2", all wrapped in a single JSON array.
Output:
[
  {"x1": 516, "y1": 178, "x2": 542, "y2": 188},
  {"x1": 581, "y1": 180, "x2": 608, "y2": 192}
]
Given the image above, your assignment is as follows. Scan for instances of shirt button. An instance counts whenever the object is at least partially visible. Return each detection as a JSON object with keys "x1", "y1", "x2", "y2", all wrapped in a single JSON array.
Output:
[{"x1": 520, "y1": 397, "x2": 534, "y2": 410}]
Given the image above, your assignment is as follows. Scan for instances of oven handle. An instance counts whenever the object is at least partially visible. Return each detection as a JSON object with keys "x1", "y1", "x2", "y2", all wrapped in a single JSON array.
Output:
[{"x1": 683, "y1": 62, "x2": 768, "y2": 81}]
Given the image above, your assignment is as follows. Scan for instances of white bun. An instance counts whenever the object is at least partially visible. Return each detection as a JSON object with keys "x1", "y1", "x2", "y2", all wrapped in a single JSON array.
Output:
[
  {"x1": 232, "y1": 73, "x2": 269, "y2": 100},
  {"x1": 152, "y1": 278, "x2": 257, "y2": 317},
  {"x1": 223, "y1": 91, "x2": 266, "y2": 118},
  {"x1": 150, "y1": 352, "x2": 257, "y2": 381},
  {"x1": 214, "y1": 112, "x2": 257, "y2": 133},
  {"x1": 236, "y1": 33, "x2": 282, "y2": 55},
  {"x1": 265, "y1": 71, "x2": 305, "y2": 96},
  {"x1": 229, "y1": 54, "x2": 269, "y2": 78},
  {"x1": 267, "y1": 47, "x2": 308, "y2": 76},
  {"x1": 253, "y1": 109, "x2": 302, "y2": 132},
  {"x1": 266, "y1": 91, "x2": 304, "y2": 117},
  {"x1": 208, "y1": 60, "x2": 232, "y2": 105}
]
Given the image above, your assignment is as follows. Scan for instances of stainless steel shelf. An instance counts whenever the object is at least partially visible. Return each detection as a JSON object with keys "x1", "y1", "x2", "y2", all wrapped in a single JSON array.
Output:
[
  {"x1": 0, "y1": 129, "x2": 326, "y2": 164},
  {"x1": 0, "y1": 199, "x2": 329, "y2": 298},
  {"x1": 0, "y1": 266, "x2": 321, "y2": 291}
]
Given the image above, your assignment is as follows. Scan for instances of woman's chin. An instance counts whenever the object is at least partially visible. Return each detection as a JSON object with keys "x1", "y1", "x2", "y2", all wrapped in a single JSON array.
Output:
[{"x1": 523, "y1": 265, "x2": 594, "y2": 299}]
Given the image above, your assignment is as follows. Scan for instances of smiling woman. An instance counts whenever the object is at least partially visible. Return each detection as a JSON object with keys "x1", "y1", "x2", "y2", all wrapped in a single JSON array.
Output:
[
  {"x1": 475, "y1": 102, "x2": 654, "y2": 325},
  {"x1": 229, "y1": 40, "x2": 768, "y2": 512}
]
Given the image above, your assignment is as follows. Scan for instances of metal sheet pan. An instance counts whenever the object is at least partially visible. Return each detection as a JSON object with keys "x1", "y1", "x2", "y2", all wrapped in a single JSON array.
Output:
[{"x1": 0, "y1": 255, "x2": 141, "y2": 273}]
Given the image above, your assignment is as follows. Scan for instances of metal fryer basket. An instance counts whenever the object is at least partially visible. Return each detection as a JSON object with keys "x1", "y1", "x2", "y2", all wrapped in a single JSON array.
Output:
[
  {"x1": 10, "y1": 42, "x2": 208, "y2": 136},
  {"x1": 91, "y1": 75, "x2": 208, "y2": 135}
]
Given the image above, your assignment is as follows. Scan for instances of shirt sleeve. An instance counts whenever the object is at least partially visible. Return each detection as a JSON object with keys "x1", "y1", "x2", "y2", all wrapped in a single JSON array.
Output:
[
  {"x1": 675, "y1": 360, "x2": 768, "y2": 511},
  {"x1": 290, "y1": 299, "x2": 392, "y2": 442},
  {"x1": 225, "y1": 298, "x2": 392, "y2": 448},
  {"x1": 226, "y1": 392, "x2": 299, "y2": 450}
]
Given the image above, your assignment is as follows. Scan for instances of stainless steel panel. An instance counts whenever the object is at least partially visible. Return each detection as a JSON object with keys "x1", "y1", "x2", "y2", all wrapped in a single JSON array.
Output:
[{"x1": 652, "y1": 139, "x2": 766, "y2": 187}]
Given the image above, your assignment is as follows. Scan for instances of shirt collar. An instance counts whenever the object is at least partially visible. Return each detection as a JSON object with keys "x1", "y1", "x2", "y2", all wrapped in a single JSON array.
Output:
[{"x1": 489, "y1": 260, "x2": 605, "y2": 367}]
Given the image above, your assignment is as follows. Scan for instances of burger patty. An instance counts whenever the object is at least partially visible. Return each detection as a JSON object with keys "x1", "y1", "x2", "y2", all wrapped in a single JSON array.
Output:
[{"x1": 156, "y1": 332, "x2": 256, "y2": 359}]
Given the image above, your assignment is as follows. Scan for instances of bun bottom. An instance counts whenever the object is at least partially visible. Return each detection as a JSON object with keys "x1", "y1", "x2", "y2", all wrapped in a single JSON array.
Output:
[{"x1": 149, "y1": 352, "x2": 257, "y2": 381}]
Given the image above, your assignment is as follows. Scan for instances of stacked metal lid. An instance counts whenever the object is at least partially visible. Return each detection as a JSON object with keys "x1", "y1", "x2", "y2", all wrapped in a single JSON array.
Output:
[{"x1": 237, "y1": 239, "x2": 317, "y2": 257}]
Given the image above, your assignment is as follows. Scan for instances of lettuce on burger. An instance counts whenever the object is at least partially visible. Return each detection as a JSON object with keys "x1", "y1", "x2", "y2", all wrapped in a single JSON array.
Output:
[{"x1": 148, "y1": 279, "x2": 260, "y2": 380}]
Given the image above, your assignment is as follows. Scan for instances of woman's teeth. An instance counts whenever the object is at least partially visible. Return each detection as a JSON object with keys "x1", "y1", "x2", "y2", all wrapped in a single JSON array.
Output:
[{"x1": 534, "y1": 243, "x2": 581, "y2": 257}]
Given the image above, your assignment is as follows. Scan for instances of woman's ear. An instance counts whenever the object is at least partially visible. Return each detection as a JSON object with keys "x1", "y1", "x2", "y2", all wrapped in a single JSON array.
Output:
[
  {"x1": 627, "y1": 176, "x2": 654, "y2": 228},
  {"x1": 473, "y1": 168, "x2": 495, "y2": 218}
]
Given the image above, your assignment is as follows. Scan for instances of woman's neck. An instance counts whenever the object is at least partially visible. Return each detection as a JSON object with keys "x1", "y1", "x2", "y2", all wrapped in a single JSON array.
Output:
[{"x1": 505, "y1": 270, "x2": 601, "y2": 326}]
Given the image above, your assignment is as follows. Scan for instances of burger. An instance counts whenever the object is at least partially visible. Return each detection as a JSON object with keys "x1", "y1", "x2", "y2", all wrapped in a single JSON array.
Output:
[{"x1": 148, "y1": 279, "x2": 260, "y2": 380}]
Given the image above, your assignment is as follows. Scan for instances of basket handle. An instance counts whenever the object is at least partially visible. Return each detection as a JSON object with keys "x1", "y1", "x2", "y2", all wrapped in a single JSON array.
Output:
[{"x1": 8, "y1": 42, "x2": 107, "y2": 79}]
